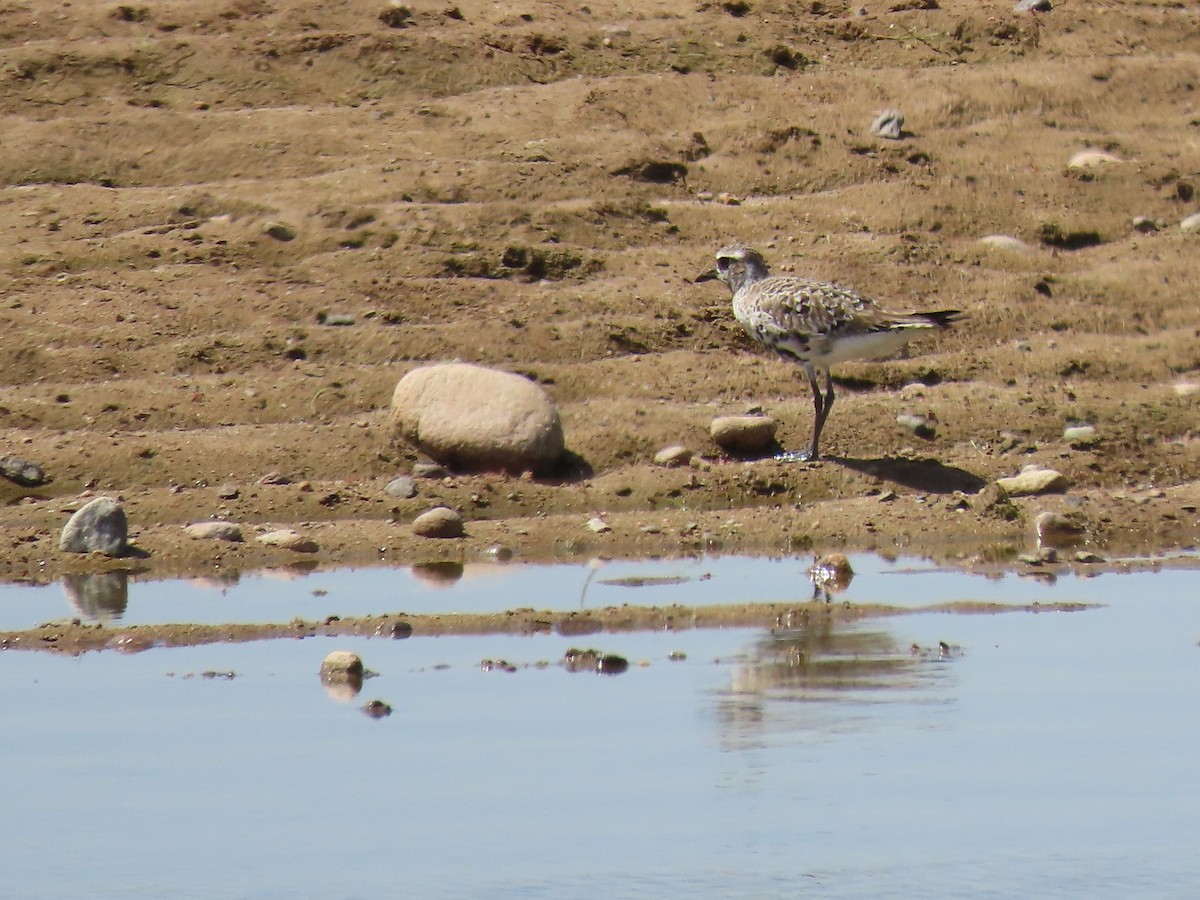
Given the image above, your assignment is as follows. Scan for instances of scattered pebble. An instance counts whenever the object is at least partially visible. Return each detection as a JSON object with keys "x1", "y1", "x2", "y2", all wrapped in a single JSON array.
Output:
[
  {"x1": 321, "y1": 650, "x2": 363, "y2": 679},
  {"x1": 710, "y1": 415, "x2": 778, "y2": 454},
  {"x1": 411, "y1": 462, "x2": 449, "y2": 479},
  {"x1": 256, "y1": 529, "x2": 319, "y2": 552},
  {"x1": 185, "y1": 521, "x2": 244, "y2": 542},
  {"x1": 412, "y1": 506, "x2": 465, "y2": 538},
  {"x1": 384, "y1": 475, "x2": 418, "y2": 499},
  {"x1": 586, "y1": 515, "x2": 612, "y2": 534},
  {"x1": 996, "y1": 466, "x2": 1068, "y2": 497},
  {"x1": 361, "y1": 700, "x2": 392, "y2": 719},
  {"x1": 1068, "y1": 149, "x2": 1124, "y2": 169},
  {"x1": 59, "y1": 497, "x2": 128, "y2": 556},
  {"x1": 263, "y1": 221, "x2": 295, "y2": 241},
  {"x1": 869, "y1": 108, "x2": 905, "y2": 140},
  {"x1": 896, "y1": 413, "x2": 936, "y2": 440},
  {"x1": 1035, "y1": 510, "x2": 1086, "y2": 546},
  {"x1": 563, "y1": 647, "x2": 629, "y2": 675},
  {"x1": 654, "y1": 445, "x2": 693, "y2": 467},
  {"x1": 1063, "y1": 424, "x2": 1099, "y2": 447}
]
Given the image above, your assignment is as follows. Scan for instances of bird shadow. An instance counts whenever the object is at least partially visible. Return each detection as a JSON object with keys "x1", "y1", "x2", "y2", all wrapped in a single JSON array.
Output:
[{"x1": 829, "y1": 455, "x2": 987, "y2": 495}]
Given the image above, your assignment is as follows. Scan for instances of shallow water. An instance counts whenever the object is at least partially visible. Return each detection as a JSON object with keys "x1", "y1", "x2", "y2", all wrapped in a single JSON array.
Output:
[
  {"x1": 1, "y1": 552, "x2": 1197, "y2": 629},
  {"x1": 2, "y1": 555, "x2": 1199, "y2": 898}
]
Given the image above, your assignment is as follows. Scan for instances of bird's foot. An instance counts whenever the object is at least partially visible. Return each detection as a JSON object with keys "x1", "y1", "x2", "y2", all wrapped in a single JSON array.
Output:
[{"x1": 773, "y1": 449, "x2": 819, "y2": 463}]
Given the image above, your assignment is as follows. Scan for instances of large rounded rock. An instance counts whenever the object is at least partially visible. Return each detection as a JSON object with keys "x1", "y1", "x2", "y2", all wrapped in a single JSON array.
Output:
[
  {"x1": 390, "y1": 363, "x2": 564, "y2": 474},
  {"x1": 59, "y1": 497, "x2": 128, "y2": 556}
]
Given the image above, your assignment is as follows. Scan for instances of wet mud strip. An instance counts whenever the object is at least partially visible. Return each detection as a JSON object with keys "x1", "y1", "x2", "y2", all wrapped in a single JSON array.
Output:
[{"x1": 0, "y1": 599, "x2": 1095, "y2": 656}]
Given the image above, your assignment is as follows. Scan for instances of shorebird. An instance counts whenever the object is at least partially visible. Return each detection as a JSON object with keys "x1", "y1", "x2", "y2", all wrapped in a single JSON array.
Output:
[{"x1": 711, "y1": 244, "x2": 961, "y2": 461}]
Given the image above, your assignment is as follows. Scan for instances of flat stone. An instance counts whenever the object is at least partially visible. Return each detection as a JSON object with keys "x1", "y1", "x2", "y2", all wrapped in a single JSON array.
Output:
[
  {"x1": 390, "y1": 363, "x2": 564, "y2": 474},
  {"x1": 216, "y1": 483, "x2": 240, "y2": 500},
  {"x1": 59, "y1": 497, "x2": 128, "y2": 556},
  {"x1": 412, "y1": 506, "x2": 464, "y2": 538},
  {"x1": 263, "y1": 221, "x2": 295, "y2": 241},
  {"x1": 412, "y1": 462, "x2": 449, "y2": 478},
  {"x1": 384, "y1": 475, "x2": 418, "y2": 499},
  {"x1": 978, "y1": 234, "x2": 1031, "y2": 252},
  {"x1": 1063, "y1": 424, "x2": 1099, "y2": 447},
  {"x1": 996, "y1": 467, "x2": 1069, "y2": 497},
  {"x1": 1068, "y1": 149, "x2": 1123, "y2": 169},
  {"x1": 185, "y1": 521, "x2": 244, "y2": 542},
  {"x1": 256, "y1": 529, "x2": 319, "y2": 552},
  {"x1": 710, "y1": 415, "x2": 778, "y2": 454},
  {"x1": 654, "y1": 445, "x2": 693, "y2": 467}
]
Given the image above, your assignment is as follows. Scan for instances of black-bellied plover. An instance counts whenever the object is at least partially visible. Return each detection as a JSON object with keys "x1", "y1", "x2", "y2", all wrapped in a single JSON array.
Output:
[{"x1": 712, "y1": 244, "x2": 961, "y2": 461}]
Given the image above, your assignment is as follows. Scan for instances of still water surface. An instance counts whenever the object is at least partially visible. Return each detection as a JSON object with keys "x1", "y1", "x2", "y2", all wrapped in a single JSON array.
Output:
[{"x1": 1, "y1": 555, "x2": 1198, "y2": 898}]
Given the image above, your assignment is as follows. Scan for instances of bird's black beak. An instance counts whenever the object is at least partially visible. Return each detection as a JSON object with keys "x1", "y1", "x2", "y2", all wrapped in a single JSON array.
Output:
[{"x1": 694, "y1": 267, "x2": 720, "y2": 284}]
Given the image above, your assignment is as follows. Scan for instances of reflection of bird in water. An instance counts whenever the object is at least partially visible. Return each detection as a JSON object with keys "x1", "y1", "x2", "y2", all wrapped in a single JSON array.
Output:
[{"x1": 807, "y1": 552, "x2": 854, "y2": 602}]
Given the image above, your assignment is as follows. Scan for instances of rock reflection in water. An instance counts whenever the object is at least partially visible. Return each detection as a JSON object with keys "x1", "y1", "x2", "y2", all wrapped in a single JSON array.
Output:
[
  {"x1": 410, "y1": 561, "x2": 465, "y2": 588},
  {"x1": 61, "y1": 571, "x2": 129, "y2": 621}
]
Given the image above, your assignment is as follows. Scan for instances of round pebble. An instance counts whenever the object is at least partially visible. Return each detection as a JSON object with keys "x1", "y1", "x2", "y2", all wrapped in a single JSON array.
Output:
[{"x1": 412, "y1": 506, "x2": 465, "y2": 538}]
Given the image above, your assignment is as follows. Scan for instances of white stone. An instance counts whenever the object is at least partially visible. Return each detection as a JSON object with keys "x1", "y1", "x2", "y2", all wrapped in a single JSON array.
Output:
[
  {"x1": 996, "y1": 467, "x2": 1069, "y2": 497},
  {"x1": 185, "y1": 521, "x2": 244, "y2": 542},
  {"x1": 257, "y1": 529, "x2": 319, "y2": 552},
  {"x1": 390, "y1": 363, "x2": 564, "y2": 474},
  {"x1": 978, "y1": 234, "x2": 1031, "y2": 252},
  {"x1": 654, "y1": 445, "x2": 693, "y2": 467},
  {"x1": 1180, "y1": 212, "x2": 1200, "y2": 233},
  {"x1": 1068, "y1": 149, "x2": 1123, "y2": 169}
]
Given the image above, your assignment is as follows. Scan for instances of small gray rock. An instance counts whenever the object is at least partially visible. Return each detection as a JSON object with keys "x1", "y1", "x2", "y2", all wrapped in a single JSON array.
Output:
[
  {"x1": 384, "y1": 475, "x2": 418, "y2": 499},
  {"x1": 1014, "y1": 0, "x2": 1051, "y2": 11},
  {"x1": 185, "y1": 521, "x2": 245, "y2": 542},
  {"x1": 216, "y1": 483, "x2": 240, "y2": 500},
  {"x1": 59, "y1": 497, "x2": 128, "y2": 556},
  {"x1": 0, "y1": 455, "x2": 48, "y2": 487},
  {"x1": 869, "y1": 108, "x2": 905, "y2": 140},
  {"x1": 412, "y1": 506, "x2": 464, "y2": 538},
  {"x1": 710, "y1": 415, "x2": 778, "y2": 454}
]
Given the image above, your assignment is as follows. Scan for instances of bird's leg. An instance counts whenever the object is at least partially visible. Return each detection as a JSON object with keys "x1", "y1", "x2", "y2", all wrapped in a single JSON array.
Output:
[
  {"x1": 809, "y1": 368, "x2": 835, "y2": 457},
  {"x1": 774, "y1": 365, "x2": 826, "y2": 462}
]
